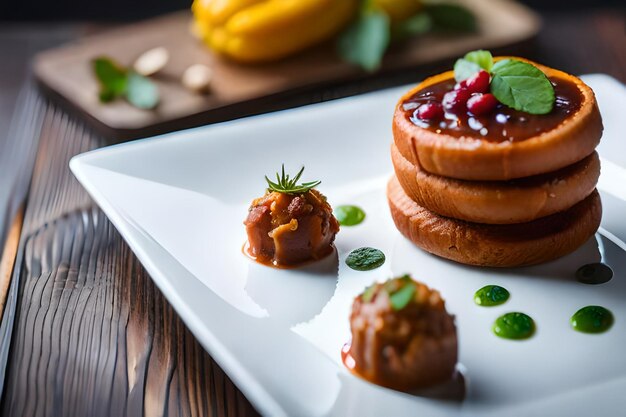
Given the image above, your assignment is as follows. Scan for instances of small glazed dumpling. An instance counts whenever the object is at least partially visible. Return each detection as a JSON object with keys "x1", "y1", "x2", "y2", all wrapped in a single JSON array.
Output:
[
  {"x1": 344, "y1": 275, "x2": 457, "y2": 390},
  {"x1": 244, "y1": 166, "x2": 339, "y2": 267}
]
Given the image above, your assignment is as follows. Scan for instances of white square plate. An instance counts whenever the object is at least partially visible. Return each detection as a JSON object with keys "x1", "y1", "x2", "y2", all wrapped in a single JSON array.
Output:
[{"x1": 71, "y1": 75, "x2": 626, "y2": 417}]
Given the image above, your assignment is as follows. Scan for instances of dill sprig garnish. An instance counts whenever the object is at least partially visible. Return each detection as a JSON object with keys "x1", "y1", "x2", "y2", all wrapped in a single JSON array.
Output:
[{"x1": 265, "y1": 165, "x2": 321, "y2": 195}]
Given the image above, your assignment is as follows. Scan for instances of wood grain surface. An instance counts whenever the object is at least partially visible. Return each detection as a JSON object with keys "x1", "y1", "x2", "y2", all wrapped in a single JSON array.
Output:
[
  {"x1": 0, "y1": 103, "x2": 259, "y2": 417},
  {"x1": 34, "y1": 0, "x2": 539, "y2": 140},
  {"x1": 0, "y1": 207, "x2": 22, "y2": 319},
  {"x1": 0, "y1": 8, "x2": 624, "y2": 417}
]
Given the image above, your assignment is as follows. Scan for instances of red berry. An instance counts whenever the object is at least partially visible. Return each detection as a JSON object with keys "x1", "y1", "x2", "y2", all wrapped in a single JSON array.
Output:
[
  {"x1": 464, "y1": 70, "x2": 490, "y2": 94},
  {"x1": 454, "y1": 80, "x2": 467, "y2": 90},
  {"x1": 442, "y1": 88, "x2": 471, "y2": 113},
  {"x1": 467, "y1": 93, "x2": 498, "y2": 116},
  {"x1": 415, "y1": 102, "x2": 444, "y2": 120}
]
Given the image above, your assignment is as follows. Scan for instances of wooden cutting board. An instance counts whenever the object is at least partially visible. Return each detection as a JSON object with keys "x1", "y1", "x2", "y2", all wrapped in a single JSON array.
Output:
[{"x1": 33, "y1": 0, "x2": 539, "y2": 141}]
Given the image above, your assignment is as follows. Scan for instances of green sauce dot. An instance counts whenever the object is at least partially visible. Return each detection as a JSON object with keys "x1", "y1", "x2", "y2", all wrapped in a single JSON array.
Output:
[
  {"x1": 334, "y1": 205, "x2": 366, "y2": 226},
  {"x1": 571, "y1": 306, "x2": 614, "y2": 334},
  {"x1": 493, "y1": 312, "x2": 535, "y2": 340},
  {"x1": 474, "y1": 285, "x2": 510, "y2": 307},
  {"x1": 575, "y1": 263, "x2": 613, "y2": 285},
  {"x1": 345, "y1": 247, "x2": 385, "y2": 271}
]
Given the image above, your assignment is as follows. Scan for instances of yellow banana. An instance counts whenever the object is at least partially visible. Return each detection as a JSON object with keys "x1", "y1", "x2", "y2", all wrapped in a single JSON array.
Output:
[
  {"x1": 220, "y1": 0, "x2": 356, "y2": 62},
  {"x1": 192, "y1": 0, "x2": 358, "y2": 63},
  {"x1": 206, "y1": 0, "x2": 265, "y2": 26},
  {"x1": 226, "y1": 0, "x2": 335, "y2": 36},
  {"x1": 374, "y1": 0, "x2": 422, "y2": 22}
]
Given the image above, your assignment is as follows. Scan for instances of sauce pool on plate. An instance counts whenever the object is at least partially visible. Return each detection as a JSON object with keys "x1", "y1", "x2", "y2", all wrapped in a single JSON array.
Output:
[
  {"x1": 575, "y1": 262, "x2": 613, "y2": 285},
  {"x1": 493, "y1": 312, "x2": 535, "y2": 340},
  {"x1": 334, "y1": 205, "x2": 366, "y2": 226},
  {"x1": 571, "y1": 305, "x2": 614, "y2": 334},
  {"x1": 474, "y1": 285, "x2": 510, "y2": 306}
]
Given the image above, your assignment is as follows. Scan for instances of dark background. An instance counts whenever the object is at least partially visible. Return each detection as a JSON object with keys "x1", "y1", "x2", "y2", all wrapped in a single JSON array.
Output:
[{"x1": 0, "y1": 0, "x2": 624, "y2": 20}]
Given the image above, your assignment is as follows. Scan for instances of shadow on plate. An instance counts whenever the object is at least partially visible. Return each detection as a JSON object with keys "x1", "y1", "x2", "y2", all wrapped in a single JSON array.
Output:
[{"x1": 244, "y1": 249, "x2": 339, "y2": 326}]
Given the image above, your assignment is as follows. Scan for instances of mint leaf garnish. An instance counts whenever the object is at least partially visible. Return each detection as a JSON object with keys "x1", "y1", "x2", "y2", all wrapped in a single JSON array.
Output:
[
  {"x1": 490, "y1": 59, "x2": 555, "y2": 114},
  {"x1": 92, "y1": 56, "x2": 160, "y2": 109},
  {"x1": 424, "y1": 4, "x2": 477, "y2": 32},
  {"x1": 126, "y1": 72, "x2": 160, "y2": 110},
  {"x1": 93, "y1": 57, "x2": 127, "y2": 102},
  {"x1": 454, "y1": 49, "x2": 493, "y2": 81},
  {"x1": 389, "y1": 280, "x2": 416, "y2": 311},
  {"x1": 454, "y1": 59, "x2": 481, "y2": 82},
  {"x1": 338, "y1": 2, "x2": 475, "y2": 72},
  {"x1": 362, "y1": 284, "x2": 377, "y2": 303},
  {"x1": 391, "y1": 12, "x2": 432, "y2": 42},
  {"x1": 465, "y1": 50, "x2": 493, "y2": 71},
  {"x1": 337, "y1": 9, "x2": 390, "y2": 72}
]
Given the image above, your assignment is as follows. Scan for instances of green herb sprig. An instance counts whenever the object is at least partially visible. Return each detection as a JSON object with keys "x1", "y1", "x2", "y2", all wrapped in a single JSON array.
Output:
[
  {"x1": 338, "y1": 1, "x2": 476, "y2": 72},
  {"x1": 454, "y1": 50, "x2": 555, "y2": 114},
  {"x1": 92, "y1": 56, "x2": 160, "y2": 109},
  {"x1": 265, "y1": 165, "x2": 321, "y2": 195},
  {"x1": 385, "y1": 275, "x2": 417, "y2": 311},
  {"x1": 360, "y1": 275, "x2": 418, "y2": 311}
]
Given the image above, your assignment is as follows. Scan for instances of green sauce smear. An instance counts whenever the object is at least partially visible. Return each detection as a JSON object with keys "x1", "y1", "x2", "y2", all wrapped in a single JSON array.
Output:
[
  {"x1": 493, "y1": 312, "x2": 535, "y2": 340},
  {"x1": 345, "y1": 247, "x2": 385, "y2": 271},
  {"x1": 474, "y1": 285, "x2": 510, "y2": 307},
  {"x1": 334, "y1": 205, "x2": 366, "y2": 226},
  {"x1": 571, "y1": 305, "x2": 614, "y2": 334},
  {"x1": 575, "y1": 263, "x2": 613, "y2": 285}
]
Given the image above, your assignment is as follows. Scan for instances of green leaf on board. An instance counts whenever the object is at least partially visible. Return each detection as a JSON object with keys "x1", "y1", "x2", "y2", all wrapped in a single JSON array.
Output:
[
  {"x1": 92, "y1": 57, "x2": 127, "y2": 102},
  {"x1": 337, "y1": 9, "x2": 390, "y2": 72},
  {"x1": 424, "y1": 4, "x2": 477, "y2": 32},
  {"x1": 126, "y1": 72, "x2": 160, "y2": 110}
]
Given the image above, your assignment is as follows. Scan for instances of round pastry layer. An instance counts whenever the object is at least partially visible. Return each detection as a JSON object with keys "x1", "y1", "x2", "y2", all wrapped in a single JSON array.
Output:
[
  {"x1": 393, "y1": 57, "x2": 603, "y2": 181},
  {"x1": 387, "y1": 176, "x2": 602, "y2": 267},
  {"x1": 391, "y1": 143, "x2": 600, "y2": 224}
]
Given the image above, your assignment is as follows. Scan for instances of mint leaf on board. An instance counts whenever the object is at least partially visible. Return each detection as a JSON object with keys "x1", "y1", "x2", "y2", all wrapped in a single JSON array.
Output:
[
  {"x1": 391, "y1": 12, "x2": 432, "y2": 42},
  {"x1": 92, "y1": 57, "x2": 127, "y2": 103},
  {"x1": 424, "y1": 4, "x2": 477, "y2": 32},
  {"x1": 490, "y1": 59, "x2": 555, "y2": 114},
  {"x1": 337, "y1": 9, "x2": 390, "y2": 72},
  {"x1": 126, "y1": 72, "x2": 160, "y2": 110}
]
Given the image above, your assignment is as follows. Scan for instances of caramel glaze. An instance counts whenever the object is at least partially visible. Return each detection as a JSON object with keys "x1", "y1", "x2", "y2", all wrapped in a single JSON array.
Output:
[{"x1": 403, "y1": 76, "x2": 583, "y2": 143}]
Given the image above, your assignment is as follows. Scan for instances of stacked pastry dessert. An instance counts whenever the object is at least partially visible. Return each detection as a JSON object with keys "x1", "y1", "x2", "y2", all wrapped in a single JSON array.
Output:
[{"x1": 388, "y1": 51, "x2": 603, "y2": 267}]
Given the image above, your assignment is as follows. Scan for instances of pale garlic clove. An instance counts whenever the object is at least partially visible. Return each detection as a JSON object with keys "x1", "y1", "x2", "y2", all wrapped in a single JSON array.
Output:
[
  {"x1": 133, "y1": 47, "x2": 170, "y2": 77},
  {"x1": 182, "y1": 64, "x2": 212, "y2": 94}
]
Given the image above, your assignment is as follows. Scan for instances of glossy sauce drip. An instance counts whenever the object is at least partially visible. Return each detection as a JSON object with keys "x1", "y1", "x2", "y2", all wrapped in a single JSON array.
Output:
[
  {"x1": 403, "y1": 76, "x2": 583, "y2": 143},
  {"x1": 242, "y1": 241, "x2": 335, "y2": 269},
  {"x1": 342, "y1": 342, "x2": 465, "y2": 400}
]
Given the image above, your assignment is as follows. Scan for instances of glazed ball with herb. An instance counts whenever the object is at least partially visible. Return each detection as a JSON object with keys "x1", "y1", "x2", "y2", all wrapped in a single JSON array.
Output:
[
  {"x1": 244, "y1": 165, "x2": 339, "y2": 267},
  {"x1": 345, "y1": 275, "x2": 457, "y2": 390}
]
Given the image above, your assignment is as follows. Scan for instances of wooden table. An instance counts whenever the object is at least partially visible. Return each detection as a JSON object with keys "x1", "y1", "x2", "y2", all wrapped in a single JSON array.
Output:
[{"x1": 0, "y1": 9, "x2": 624, "y2": 417}]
